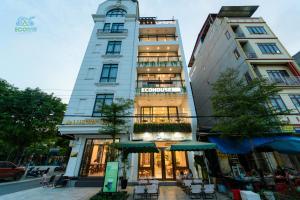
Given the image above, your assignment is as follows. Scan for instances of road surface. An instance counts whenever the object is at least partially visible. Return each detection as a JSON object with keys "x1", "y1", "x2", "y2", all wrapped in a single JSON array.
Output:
[{"x1": 0, "y1": 178, "x2": 41, "y2": 196}]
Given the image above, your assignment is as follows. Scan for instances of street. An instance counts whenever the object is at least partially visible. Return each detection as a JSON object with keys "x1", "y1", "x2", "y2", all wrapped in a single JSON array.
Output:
[{"x1": 0, "y1": 178, "x2": 41, "y2": 196}]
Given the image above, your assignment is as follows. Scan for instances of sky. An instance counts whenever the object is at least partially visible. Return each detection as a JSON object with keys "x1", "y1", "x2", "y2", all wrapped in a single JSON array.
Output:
[{"x1": 1, "y1": 0, "x2": 300, "y2": 103}]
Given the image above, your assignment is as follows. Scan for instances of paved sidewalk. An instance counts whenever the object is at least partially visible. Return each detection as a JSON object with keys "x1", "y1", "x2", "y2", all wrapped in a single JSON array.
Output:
[
  {"x1": 0, "y1": 186, "x2": 230, "y2": 200},
  {"x1": 0, "y1": 187, "x2": 99, "y2": 200}
]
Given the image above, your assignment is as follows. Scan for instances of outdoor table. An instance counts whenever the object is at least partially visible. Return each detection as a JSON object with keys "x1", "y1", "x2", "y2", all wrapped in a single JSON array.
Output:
[{"x1": 240, "y1": 191, "x2": 261, "y2": 200}]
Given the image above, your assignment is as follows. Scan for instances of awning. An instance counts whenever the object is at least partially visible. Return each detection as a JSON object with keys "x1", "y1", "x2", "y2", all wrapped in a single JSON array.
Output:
[
  {"x1": 169, "y1": 141, "x2": 216, "y2": 151},
  {"x1": 262, "y1": 137, "x2": 300, "y2": 154},
  {"x1": 115, "y1": 141, "x2": 159, "y2": 153},
  {"x1": 208, "y1": 136, "x2": 300, "y2": 154}
]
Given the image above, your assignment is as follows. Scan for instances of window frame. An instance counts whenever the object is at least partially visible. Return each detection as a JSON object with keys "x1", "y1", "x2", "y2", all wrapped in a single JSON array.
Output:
[
  {"x1": 270, "y1": 95, "x2": 287, "y2": 112},
  {"x1": 257, "y1": 43, "x2": 281, "y2": 54},
  {"x1": 289, "y1": 94, "x2": 300, "y2": 113},
  {"x1": 106, "y1": 8, "x2": 127, "y2": 17},
  {"x1": 103, "y1": 23, "x2": 111, "y2": 32},
  {"x1": 111, "y1": 23, "x2": 124, "y2": 33},
  {"x1": 247, "y1": 26, "x2": 267, "y2": 35},
  {"x1": 92, "y1": 94, "x2": 114, "y2": 116},
  {"x1": 106, "y1": 41, "x2": 122, "y2": 55},
  {"x1": 100, "y1": 64, "x2": 118, "y2": 83}
]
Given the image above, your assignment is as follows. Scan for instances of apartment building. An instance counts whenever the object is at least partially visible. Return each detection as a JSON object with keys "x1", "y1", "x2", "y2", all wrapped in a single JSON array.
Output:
[
  {"x1": 58, "y1": 0, "x2": 197, "y2": 184},
  {"x1": 189, "y1": 6, "x2": 300, "y2": 173},
  {"x1": 294, "y1": 51, "x2": 300, "y2": 66}
]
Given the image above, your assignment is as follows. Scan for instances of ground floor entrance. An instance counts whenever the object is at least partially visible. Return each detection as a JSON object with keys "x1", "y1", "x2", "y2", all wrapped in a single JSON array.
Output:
[{"x1": 138, "y1": 142, "x2": 189, "y2": 180}]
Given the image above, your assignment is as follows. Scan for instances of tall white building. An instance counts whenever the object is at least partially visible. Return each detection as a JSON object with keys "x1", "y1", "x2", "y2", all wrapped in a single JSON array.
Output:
[
  {"x1": 189, "y1": 6, "x2": 300, "y2": 173},
  {"x1": 58, "y1": 0, "x2": 197, "y2": 185}
]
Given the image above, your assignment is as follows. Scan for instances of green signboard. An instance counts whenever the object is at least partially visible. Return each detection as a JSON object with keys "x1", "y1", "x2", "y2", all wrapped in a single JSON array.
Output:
[{"x1": 103, "y1": 161, "x2": 119, "y2": 193}]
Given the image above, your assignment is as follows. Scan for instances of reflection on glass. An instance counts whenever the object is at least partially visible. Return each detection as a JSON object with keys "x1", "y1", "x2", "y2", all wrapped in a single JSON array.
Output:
[
  {"x1": 139, "y1": 153, "x2": 152, "y2": 179},
  {"x1": 175, "y1": 151, "x2": 187, "y2": 167},
  {"x1": 154, "y1": 150, "x2": 162, "y2": 179},
  {"x1": 165, "y1": 150, "x2": 174, "y2": 179},
  {"x1": 80, "y1": 139, "x2": 114, "y2": 177}
]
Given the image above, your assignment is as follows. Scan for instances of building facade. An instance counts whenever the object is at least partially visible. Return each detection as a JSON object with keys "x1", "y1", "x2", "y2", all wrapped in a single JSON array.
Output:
[
  {"x1": 58, "y1": 0, "x2": 197, "y2": 183},
  {"x1": 294, "y1": 51, "x2": 300, "y2": 66},
  {"x1": 189, "y1": 6, "x2": 300, "y2": 174}
]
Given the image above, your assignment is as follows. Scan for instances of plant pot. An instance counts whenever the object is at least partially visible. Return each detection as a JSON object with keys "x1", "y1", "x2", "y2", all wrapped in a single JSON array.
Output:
[{"x1": 121, "y1": 179, "x2": 128, "y2": 189}]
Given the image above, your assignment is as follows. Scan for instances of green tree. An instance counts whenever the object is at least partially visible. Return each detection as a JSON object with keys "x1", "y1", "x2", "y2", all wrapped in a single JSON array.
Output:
[
  {"x1": 211, "y1": 68, "x2": 290, "y2": 137},
  {"x1": 0, "y1": 79, "x2": 66, "y2": 164},
  {"x1": 98, "y1": 98, "x2": 133, "y2": 161}
]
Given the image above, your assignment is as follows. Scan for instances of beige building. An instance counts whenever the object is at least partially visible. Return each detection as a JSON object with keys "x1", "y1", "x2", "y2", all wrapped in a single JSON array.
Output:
[{"x1": 189, "y1": 6, "x2": 300, "y2": 173}]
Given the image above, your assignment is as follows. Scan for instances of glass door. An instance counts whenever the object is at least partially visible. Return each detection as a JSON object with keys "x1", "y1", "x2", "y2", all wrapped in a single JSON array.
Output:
[
  {"x1": 154, "y1": 149, "x2": 162, "y2": 179},
  {"x1": 164, "y1": 149, "x2": 174, "y2": 179}
]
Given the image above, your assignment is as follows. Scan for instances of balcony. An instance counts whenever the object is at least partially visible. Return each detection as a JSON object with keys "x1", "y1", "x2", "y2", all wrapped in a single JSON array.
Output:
[
  {"x1": 265, "y1": 76, "x2": 300, "y2": 86},
  {"x1": 246, "y1": 52, "x2": 258, "y2": 59},
  {"x1": 138, "y1": 56, "x2": 181, "y2": 62},
  {"x1": 134, "y1": 114, "x2": 191, "y2": 133},
  {"x1": 235, "y1": 32, "x2": 245, "y2": 38},
  {"x1": 139, "y1": 17, "x2": 176, "y2": 25},
  {"x1": 139, "y1": 34, "x2": 177, "y2": 42},
  {"x1": 97, "y1": 29, "x2": 128, "y2": 37}
]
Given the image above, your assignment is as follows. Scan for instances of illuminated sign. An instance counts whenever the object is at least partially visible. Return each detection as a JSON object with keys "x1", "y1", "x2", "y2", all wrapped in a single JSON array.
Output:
[
  {"x1": 64, "y1": 119, "x2": 102, "y2": 125},
  {"x1": 141, "y1": 87, "x2": 181, "y2": 93}
]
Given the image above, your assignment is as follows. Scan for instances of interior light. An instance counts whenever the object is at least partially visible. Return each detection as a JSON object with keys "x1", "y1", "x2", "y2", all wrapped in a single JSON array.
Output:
[{"x1": 158, "y1": 68, "x2": 160, "y2": 71}]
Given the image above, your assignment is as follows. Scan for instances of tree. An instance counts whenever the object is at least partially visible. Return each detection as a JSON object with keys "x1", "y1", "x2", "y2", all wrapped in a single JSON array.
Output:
[
  {"x1": 211, "y1": 68, "x2": 290, "y2": 137},
  {"x1": 98, "y1": 98, "x2": 133, "y2": 161},
  {"x1": 0, "y1": 79, "x2": 66, "y2": 164}
]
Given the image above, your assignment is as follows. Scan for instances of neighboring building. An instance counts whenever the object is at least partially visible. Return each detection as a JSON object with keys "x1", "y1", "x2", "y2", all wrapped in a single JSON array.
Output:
[
  {"x1": 189, "y1": 6, "x2": 300, "y2": 174},
  {"x1": 294, "y1": 51, "x2": 300, "y2": 66},
  {"x1": 58, "y1": 0, "x2": 197, "y2": 184}
]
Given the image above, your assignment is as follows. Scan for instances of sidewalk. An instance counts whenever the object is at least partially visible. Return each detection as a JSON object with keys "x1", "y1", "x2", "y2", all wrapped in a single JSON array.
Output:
[
  {"x1": 0, "y1": 187, "x2": 99, "y2": 200},
  {"x1": 0, "y1": 186, "x2": 230, "y2": 200}
]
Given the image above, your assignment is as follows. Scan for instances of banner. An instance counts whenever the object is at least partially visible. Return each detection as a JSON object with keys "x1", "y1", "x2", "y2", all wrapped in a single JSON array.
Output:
[{"x1": 103, "y1": 162, "x2": 119, "y2": 193}]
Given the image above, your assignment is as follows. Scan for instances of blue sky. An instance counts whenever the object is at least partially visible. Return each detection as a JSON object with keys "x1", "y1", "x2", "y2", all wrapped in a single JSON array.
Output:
[{"x1": 1, "y1": 0, "x2": 300, "y2": 103}]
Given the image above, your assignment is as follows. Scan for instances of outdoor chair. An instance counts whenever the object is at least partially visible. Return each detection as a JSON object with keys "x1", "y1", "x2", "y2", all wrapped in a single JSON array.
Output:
[
  {"x1": 139, "y1": 179, "x2": 148, "y2": 185},
  {"x1": 54, "y1": 174, "x2": 69, "y2": 188},
  {"x1": 133, "y1": 185, "x2": 146, "y2": 200},
  {"x1": 189, "y1": 185, "x2": 202, "y2": 199},
  {"x1": 182, "y1": 179, "x2": 193, "y2": 193},
  {"x1": 193, "y1": 179, "x2": 203, "y2": 185},
  {"x1": 149, "y1": 179, "x2": 159, "y2": 185},
  {"x1": 46, "y1": 175, "x2": 56, "y2": 187},
  {"x1": 147, "y1": 184, "x2": 159, "y2": 199},
  {"x1": 203, "y1": 184, "x2": 217, "y2": 199}
]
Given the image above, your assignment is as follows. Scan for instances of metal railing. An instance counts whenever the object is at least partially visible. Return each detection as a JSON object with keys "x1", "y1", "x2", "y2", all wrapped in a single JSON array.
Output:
[
  {"x1": 138, "y1": 56, "x2": 181, "y2": 62},
  {"x1": 97, "y1": 29, "x2": 128, "y2": 34},
  {"x1": 139, "y1": 17, "x2": 176, "y2": 25},
  {"x1": 137, "y1": 61, "x2": 182, "y2": 68},
  {"x1": 134, "y1": 113, "x2": 189, "y2": 123},
  {"x1": 247, "y1": 52, "x2": 258, "y2": 59},
  {"x1": 136, "y1": 80, "x2": 184, "y2": 88},
  {"x1": 265, "y1": 76, "x2": 300, "y2": 86},
  {"x1": 139, "y1": 35, "x2": 177, "y2": 42},
  {"x1": 236, "y1": 32, "x2": 245, "y2": 38}
]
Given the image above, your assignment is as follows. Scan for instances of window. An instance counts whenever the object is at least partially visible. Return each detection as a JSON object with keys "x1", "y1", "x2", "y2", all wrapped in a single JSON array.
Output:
[
  {"x1": 92, "y1": 94, "x2": 114, "y2": 116},
  {"x1": 100, "y1": 64, "x2": 118, "y2": 82},
  {"x1": 103, "y1": 23, "x2": 110, "y2": 32},
  {"x1": 258, "y1": 43, "x2": 281, "y2": 54},
  {"x1": 111, "y1": 23, "x2": 124, "y2": 33},
  {"x1": 267, "y1": 70, "x2": 289, "y2": 84},
  {"x1": 270, "y1": 95, "x2": 287, "y2": 112},
  {"x1": 106, "y1": 8, "x2": 127, "y2": 17},
  {"x1": 247, "y1": 26, "x2": 267, "y2": 34},
  {"x1": 289, "y1": 94, "x2": 300, "y2": 112},
  {"x1": 106, "y1": 41, "x2": 121, "y2": 55},
  {"x1": 225, "y1": 31, "x2": 231, "y2": 40},
  {"x1": 234, "y1": 48, "x2": 240, "y2": 59}
]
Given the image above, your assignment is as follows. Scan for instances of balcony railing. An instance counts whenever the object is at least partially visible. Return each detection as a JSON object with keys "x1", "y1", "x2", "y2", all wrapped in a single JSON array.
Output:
[
  {"x1": 137, "y1": 61, "x2": 182, "y2": 68},
  {"x1": 139, "y1": 17, "x2": 176, "y2": 25},
  {"x1": 266, "y1": 76, "x2": 300, "y2": 86},
  {"x1": 236, "y1": 32, "x2": 245, "y2": 38},
  {"x1": 134, "y1": 114, "x2": 189, "y2": 124},
  {"x1": 136, "y1": 80, "x2": 184, "y2": 88},
  {"x1": 246, "y1": 52, "x2": 258, "y2": 59},
  {"x1": 97, "y1": 29, "x2": 128, "y2": 34},
  {"x1": 139, "y1": 35, "x2": 177, "y2": 42},
  {"x1": 138, "y1": 56, "x2": 181, "y2": 63}
]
